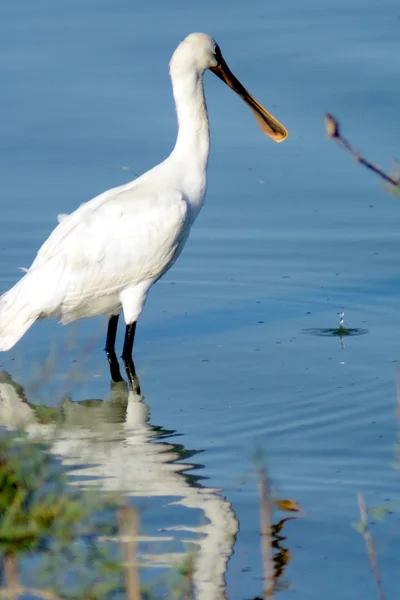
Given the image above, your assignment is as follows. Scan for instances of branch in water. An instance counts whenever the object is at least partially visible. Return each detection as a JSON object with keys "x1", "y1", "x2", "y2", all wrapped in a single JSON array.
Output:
[
  {"x1": 324, "y1": 114, "x2": 400, "y2": 188},
  {"x1": 357, "y1": 492, "x2": 386, "y2": 600}
]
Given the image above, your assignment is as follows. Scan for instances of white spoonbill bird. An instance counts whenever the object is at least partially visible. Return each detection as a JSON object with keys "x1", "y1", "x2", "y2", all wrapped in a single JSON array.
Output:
[{"x1": 0, "y1": 33, "x2": 287, "y2": 374}]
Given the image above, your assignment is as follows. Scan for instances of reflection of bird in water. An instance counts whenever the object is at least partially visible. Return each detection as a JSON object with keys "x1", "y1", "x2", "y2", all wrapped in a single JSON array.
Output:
[
  {"x1": 0, "y1": 368, "x2": 238, "y2": 600},
  {"x1": 0, "y1": 33, "x2": 287, "y2": 386}
]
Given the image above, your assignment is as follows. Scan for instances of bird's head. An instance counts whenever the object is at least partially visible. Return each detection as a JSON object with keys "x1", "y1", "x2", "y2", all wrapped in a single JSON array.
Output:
[{"x1": 170, "y1": 32, "x2": 288, "y2": 143}]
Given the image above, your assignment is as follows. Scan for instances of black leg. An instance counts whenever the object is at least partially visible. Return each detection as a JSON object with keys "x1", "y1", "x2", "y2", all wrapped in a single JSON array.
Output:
[
  {"x1": 105, "y1": 315, "x2": 123, "y2": 382},
  {"x1": 105, "y1": 314, "x2": 119, "y2": 354},
  {"x1": 121, "y1": 322, "x2": 137, "y2": 360},
  {"x1": 107, "y1": 350, "x2": 124, "y2": 383},
  {"x1": 123, "y1": 356, "x2": 141, "y2": 394},
  {"x1": 121, "y1": 322, "x2": 139, "y2": 391}
]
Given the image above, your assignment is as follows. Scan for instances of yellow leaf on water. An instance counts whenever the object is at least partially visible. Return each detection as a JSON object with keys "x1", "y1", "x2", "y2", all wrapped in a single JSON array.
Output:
[{"x1": 273, "y1": 499, "x2": 303, "y2": 512}]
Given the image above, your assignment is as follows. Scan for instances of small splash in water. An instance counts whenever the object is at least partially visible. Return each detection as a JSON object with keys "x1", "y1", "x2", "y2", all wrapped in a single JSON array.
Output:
[{"x1": 303, "y1": 311, "x2": 368, "y2": 338}]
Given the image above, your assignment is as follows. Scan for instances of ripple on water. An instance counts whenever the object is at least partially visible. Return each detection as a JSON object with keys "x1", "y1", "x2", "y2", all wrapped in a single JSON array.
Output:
[{"x1": 303, "y1": 327, "x2": 369, "y2": 337}]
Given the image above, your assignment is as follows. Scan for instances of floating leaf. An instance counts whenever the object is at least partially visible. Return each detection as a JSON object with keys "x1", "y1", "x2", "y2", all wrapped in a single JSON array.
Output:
[{"x1": 273, "y1": 499, "x2": 303, "y2": 513}]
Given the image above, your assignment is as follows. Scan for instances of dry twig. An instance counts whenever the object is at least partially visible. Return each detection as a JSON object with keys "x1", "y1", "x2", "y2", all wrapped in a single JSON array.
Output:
[
  {"x1": 183, "y1": 555, "x2": 195, "y2": 600},
  {"x1": 357, "y1": 492, "x2": 385, "y2": 600},
  {"x1": 3, "y1": 553, "x2": 19, "y2": 600},
  {"x1": 325, "y1": 114, "x2": 399, "y2": 187},
  {"x1": 117, "y1": 505, "x2": 141, "y2": 600},
  {"x1": 257, "y1": 466, "x2": 275, "y2": 598}
]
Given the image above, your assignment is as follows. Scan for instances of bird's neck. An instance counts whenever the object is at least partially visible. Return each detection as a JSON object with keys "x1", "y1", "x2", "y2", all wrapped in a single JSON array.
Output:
[{"x1": 170, "y1": 70, "x2": 210, "y2": 170}]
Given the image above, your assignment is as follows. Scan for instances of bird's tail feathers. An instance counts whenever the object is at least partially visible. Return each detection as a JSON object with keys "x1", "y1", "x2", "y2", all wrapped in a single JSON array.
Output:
[{"x1": 0, "y1": 273, "x2": 42, "y2": 351}]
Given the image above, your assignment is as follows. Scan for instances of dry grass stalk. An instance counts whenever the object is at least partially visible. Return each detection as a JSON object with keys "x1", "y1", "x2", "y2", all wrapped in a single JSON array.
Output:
[
  {"x1": 1, "y1": 554, "x2": 62, "y2": 600},
  {"x1": 183, "y1": 556, "x2": 194, "y2": 600},
  {"x1": 357, "y1": 492, "x2": 385, "y2": 600},
  {"x1": 3, "y1": 552, "x2": 19, "y2": 600},
  {"x1": 325, "y1": 114, "x2": 399, "y2": 187},
  {"x1": 117, "y1": 505, "x2": 141, "y2": 600},
  {"x1": 257, "y1": 466, "x2": 275, "y2": 598}
]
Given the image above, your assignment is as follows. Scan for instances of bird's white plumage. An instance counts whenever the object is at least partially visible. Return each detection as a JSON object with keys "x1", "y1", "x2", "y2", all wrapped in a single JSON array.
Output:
[
  {"x1": 0, "y1": 33, "x2": 218, "y2": 350},
  {"x1": 30, "y1": 174, "x2": 189, "y2": 323}
]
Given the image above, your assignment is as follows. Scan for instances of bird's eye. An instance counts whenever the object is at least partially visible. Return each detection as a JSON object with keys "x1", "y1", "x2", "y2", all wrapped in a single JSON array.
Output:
[{"x1": 214, "y1": 44, "x2": 223, "y2": 66}]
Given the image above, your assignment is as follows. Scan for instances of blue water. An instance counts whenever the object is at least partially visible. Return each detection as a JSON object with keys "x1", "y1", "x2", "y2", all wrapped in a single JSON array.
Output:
[{"x1": 1, "y1": 0, "x2": 400, "y2": 598}]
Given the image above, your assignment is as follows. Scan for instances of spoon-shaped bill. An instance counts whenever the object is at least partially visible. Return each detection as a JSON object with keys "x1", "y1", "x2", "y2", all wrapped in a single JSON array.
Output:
[{"x1": 210, "y1": 58, "x2": 288, "y2": 142}]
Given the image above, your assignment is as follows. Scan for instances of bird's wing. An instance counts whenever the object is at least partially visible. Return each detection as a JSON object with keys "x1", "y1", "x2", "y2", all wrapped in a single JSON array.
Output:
[
  {"x1": 29, "y1": 180, "x2": 189, "y2": 310},
  {"x1": 31, "y1": 181, "x2": 131, "y2": 269}
]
